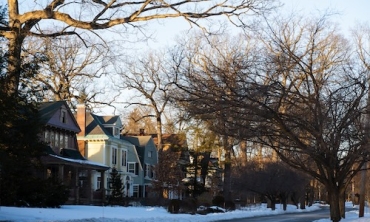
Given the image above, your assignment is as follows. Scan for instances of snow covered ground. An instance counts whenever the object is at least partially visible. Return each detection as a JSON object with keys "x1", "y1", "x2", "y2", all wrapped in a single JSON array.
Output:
[{"x1": 0, "y1": 202, "x2": 368, "y2": 222}]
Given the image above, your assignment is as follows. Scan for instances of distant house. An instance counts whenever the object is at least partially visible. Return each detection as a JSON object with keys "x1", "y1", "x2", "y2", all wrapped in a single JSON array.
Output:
[
  {"x1": 38, "y1": 101, "x2": 109, "y2": 205},
  {"x1": 76, "y1": 104, "x2": 157, "y2": 198},
  {"x1": 121, "y1": 135, "x2": 158, "y2": 198},
  {"x1": 127, "y1": 132, "x2": 190, "y2": 199}
]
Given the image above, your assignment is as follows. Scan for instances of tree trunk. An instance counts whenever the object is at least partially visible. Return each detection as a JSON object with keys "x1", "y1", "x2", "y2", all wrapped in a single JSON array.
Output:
[
  {"x1": 300, "y1": 197, "x2": 305, "y2": 210},
  {"x1": 5, "y1": 31, "x2": 24, "y2": 95},
  {"x1": 281, "y1": 194, "x2": 287, "y2": 211},
  {"x1": 223, "y1": 135, "x2": 232, "y2": 201},
  {"x1": 156, "y1": 115, "x2": 163, "y2": 151},
  {"x1": 327, "y1": 186, "x2": 343, "y2": 222},
  {"x1": 270, "y1": 197, "x2": 276, "y2": 210},
  {"x1": 339, "y1": 189, "x2": 346, "y2": 219}
]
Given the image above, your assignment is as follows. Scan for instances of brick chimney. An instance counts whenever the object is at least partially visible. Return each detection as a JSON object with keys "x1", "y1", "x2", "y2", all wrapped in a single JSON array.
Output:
[
  {"x1": 76, "y1": 104, "x2": 86, "y2": 137},
  {"x1": 76, "y1": 104, "x2": 87, "y2": 157},
  {"x1": 139, "y1": 128, "x2": 145, "y2": 135}
]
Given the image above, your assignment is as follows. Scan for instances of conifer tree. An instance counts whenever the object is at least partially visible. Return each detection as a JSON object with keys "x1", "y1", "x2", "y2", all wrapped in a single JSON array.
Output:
[{"x1": 108, "y1": 167, "x2": 124, "y2": 205}]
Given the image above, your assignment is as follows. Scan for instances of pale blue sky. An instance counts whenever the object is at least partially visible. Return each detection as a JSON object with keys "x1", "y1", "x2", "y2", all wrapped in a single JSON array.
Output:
[{"x1": 144, "y1": 0, "x2": 370, "y2": 49}]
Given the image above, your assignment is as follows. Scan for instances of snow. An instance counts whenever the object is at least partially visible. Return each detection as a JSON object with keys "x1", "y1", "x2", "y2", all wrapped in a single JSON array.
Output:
[
  {"x1": 314, "y1": 202, "x2": 370, "y2": 222},
  {"x1": 0, "y1": 202, "x2": 368, "y2": 222}
]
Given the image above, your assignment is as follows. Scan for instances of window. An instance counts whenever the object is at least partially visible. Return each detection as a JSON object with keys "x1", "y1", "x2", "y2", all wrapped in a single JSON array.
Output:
[
  {"x1": 64, "y1": 135, "x2": 69, "y2": 149},
  {"x1": 60, "y1": 134, "x2": 64, "y2": 148},
  {"x1": 128, "y1": 162, "x2": 135, "y2": 174},
  {"x1": 44, "y1": 130, "x2": 49, "y2": 144},
  {"x1": 112, "y1": 148, "x2": 117, "y2": 165},
  {"x1": 60, "y1": 110, "x2": 67, "y2": 123},
  {"x1": 121, "y1": 150, "x2": 127, "y2": 167},
  {"x1": 50, "y1": 131, "x2": 55, "y2": 147},
  {"x1": 114, "y1": 127, "x2": 120, "y2": 136},
  {"x1": 55, "y1": 132, "x2": 59, "y2": 148},
  {"x1": 148, "y1": 151, "x2": 152, "y2": 158},
  {"x1": 97, "y1": 177, "x2": 101, "y2": 190},
  {"x1": 133, "y1": 185, "x2": 139, "y2": 197},
  {"x1": 145, "y1": 164, "x2": 151, "y2": 178}
]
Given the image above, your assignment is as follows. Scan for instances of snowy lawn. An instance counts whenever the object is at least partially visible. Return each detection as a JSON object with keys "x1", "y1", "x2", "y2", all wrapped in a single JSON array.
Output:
[
  {"x1": 314, "y1": 202, "x2": 370, "y2": 222},
  {"x1": 0, "y1": 202, "x2": 369, "y2": 222}
]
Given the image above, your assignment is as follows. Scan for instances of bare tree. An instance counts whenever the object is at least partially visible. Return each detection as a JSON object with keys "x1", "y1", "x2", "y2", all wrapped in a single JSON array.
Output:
[
  {"x1": 172, "y1": 16, "x2": 370, "y2": 222},
  {"x1": 171, "y1": 32, "x2": 256, "y2": 201},
  {"x1": 21, "y1": 35, "x2": 117, "y2": 110},
  {"x1": 0, "y1": 0, "x2": 277, "y2": 95},
  {"x1": 116, "y1": 50, "x2": 177, "y2": 150},
  {"x1": 232, "y1": 161, "x2": 309, "y2": 211}
]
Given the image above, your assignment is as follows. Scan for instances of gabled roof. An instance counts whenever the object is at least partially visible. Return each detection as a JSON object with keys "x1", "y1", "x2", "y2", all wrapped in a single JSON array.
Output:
[
  {"x1": 38, "y1": 101, "x2": 80, "y2": 132},
  {"x1": 121, "y1": 136, "x2": 154, "y2": 165},
  {"x1": 122, "y1": 136, "x2": 153, "y2": 147},
  {"x1": 94, "y1": 115, "x2": 120, "y2": 125},
  {"x1": 38, "y1": 101, "x2": 65, "y2": 124},
  {"x1": 84, "y1": 113, "x2": 122, "y2": 138}
]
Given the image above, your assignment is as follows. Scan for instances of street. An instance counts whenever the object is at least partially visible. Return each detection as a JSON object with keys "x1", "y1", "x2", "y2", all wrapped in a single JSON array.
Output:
[{"x1": 214, "y1": 206, "x2": 331, "y2": 222}]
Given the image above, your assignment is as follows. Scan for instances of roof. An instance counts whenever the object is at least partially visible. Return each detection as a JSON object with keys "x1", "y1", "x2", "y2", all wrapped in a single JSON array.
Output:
[
  {"x1": 94, "y1": 115, "x2": 120, "y2": 125},
  {"x1": 85, "y1": 113, "x2": 121, "y2": 137},
  {"x1": 60, "y1": 148, "x2": 85, "y2": 160},
  {"x1": 41, "y1": 155, "x2": 109, "y2": 170},
  {"x1": 38, "y1": 101, "x2": 65, "y2": 124},
  {"x1": 38, "y1": 101, "x2": 80, "y2": 132},
  {"x1": 42, "y1": 147, "x2": 109, "y2": 170},
  {"x1": 122, "y1": 136, "x2": 152, "y2": 147},
  {"x1": 152, "y1": 134, "x2": 188, "y2": 150}
]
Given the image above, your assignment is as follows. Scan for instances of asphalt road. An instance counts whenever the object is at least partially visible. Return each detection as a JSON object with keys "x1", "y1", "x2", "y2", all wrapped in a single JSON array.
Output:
[{"x1": 214, "y1": 206, "x2": 331, "y2": 222}]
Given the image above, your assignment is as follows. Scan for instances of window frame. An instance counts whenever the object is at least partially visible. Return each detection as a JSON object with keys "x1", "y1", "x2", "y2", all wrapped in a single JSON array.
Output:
[
  {"x1": 121, "y1": 149, "x2": 127, "y2": 167},
  {"x1": 112, "y1": 147, "x2": 118, "y2": 165},
  {"x1": 128, "y1": 162, "x2": 136, "y2": 174}
]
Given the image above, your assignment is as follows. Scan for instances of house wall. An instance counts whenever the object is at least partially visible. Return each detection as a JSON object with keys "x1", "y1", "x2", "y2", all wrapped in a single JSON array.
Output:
[
  {"x1": 86, "y1": 142, "x2": 106, "y2": 163},
  {"x1": 85, "y1": 138, "x2": 144, "y2": 197}
]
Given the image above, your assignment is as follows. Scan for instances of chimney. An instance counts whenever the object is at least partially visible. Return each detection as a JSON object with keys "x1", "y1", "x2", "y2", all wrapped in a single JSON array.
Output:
[
  {"x1": 139, "y1": 128, "x2": 145, "y2": 136},
  {"x1": 76, "y1": 104, "x2": 86, "y2": 137}
]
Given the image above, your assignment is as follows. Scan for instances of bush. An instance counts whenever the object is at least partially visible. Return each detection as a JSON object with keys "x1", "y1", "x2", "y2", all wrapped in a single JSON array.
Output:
[
  {"x1": 224, "y1": 200, "x2": 236, "y2": 211},
  {"x1": 15, "y1": 177, "x2": 69, "y2": 208},
  {"x1": 180, "y1": 198, "x2": 197, "y2": 214},
  {"x1": 167, "y1": 199, "x2": 181, "y2": 213},
  {"x1": 212, "y1": 195, "x2": 225, "y2": 207},
  {"x1": 197, "y1": 192, "x2": 213, "y2": 207}
]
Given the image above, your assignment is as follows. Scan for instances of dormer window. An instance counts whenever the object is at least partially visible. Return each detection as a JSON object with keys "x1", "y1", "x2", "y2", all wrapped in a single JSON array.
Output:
[
  {"x1": 60, "y1": 110, "x2": 67, "y2": 123},
  {"x1": 114, "y1": 127, "x2": 120, "y2": 136}
]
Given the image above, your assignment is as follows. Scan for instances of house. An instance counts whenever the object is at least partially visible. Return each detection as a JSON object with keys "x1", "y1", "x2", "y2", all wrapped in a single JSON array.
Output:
[
  {"x1": 76, "y1": 104, "x2": 156, "y2": 198},
  {"x1": 38, "y1": 101, "x2": 109, "y2": 205},
  {"x1": 149, "y1": 133, "x2": 190, "y2": 199},
  {"x1": 121, "y1": 135, "x2": 158, "y2": 198}
]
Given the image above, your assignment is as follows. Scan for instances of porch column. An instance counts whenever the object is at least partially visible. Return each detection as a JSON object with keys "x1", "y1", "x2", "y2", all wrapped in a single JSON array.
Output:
[
  {"x1": 100, "y1": 170, "x2": 106, "y2": 203},
  {"x1": 87, "y1": 169, "x2": 92, "y2": 203},
  {"x1": 74, "y1": 167, "x2": 79, "y2": 204},
  {"x1": 58, "y1": 165, "x2": 64, "y2": 184}
]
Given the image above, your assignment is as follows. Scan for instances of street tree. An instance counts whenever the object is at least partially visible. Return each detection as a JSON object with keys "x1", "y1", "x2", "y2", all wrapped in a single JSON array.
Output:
[
  {"x1": 172, "y1": 16, "x2": 370, "y2": 222},
  {"x1": 0, "y1": 0, "x2": 277, "y2": 96},
  {"x1": 171, "y1": 32, "x2": 255, "y2": 201},
  {"x1": 232, "y1": 161, "x2": 309, "y2": 211}
]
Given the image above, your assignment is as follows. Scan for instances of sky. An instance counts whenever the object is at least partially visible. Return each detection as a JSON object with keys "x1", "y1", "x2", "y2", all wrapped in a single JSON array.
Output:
[
  {"x1": 140, "y1": 0, "x2": 370, "y2": 49},
  {"x1": 0, "y1": 202, "x2": 369, "y2": 222},
  {"x1": 1, "y1": 0, "x2": 370, "y2": 115}
]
